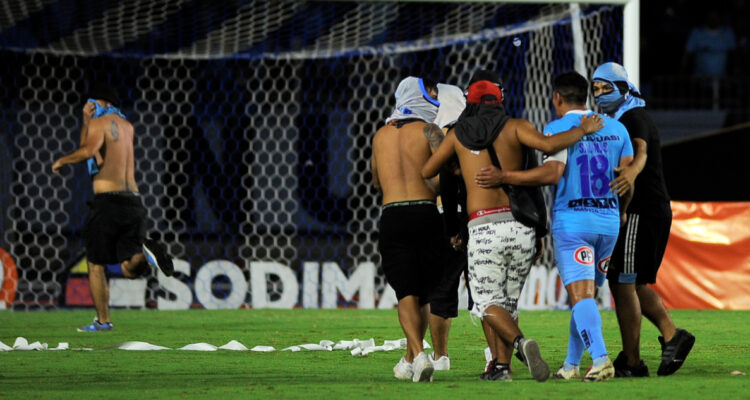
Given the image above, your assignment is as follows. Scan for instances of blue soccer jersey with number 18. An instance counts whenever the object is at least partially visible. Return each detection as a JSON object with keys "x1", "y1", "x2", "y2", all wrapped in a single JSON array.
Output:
[{"x1": 545, "y1": 110, "x2": 633, "y2": 236}]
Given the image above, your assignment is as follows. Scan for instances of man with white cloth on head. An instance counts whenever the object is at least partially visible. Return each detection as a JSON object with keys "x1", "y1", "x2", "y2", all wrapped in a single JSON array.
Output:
[{"x1": 372, "y1": 76, "x2": 442, "y2": 383}]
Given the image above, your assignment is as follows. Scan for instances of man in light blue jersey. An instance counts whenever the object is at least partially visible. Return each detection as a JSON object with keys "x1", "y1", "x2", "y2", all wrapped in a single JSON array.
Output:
[{"x1": 475, "y1": 72, "x2": 633, "y2": 382}]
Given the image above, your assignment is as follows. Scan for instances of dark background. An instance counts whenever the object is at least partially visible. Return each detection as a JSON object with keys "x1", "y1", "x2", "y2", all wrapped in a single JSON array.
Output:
[{"x1": 640, "y1": 0, "x2": 750, "y2": 201}]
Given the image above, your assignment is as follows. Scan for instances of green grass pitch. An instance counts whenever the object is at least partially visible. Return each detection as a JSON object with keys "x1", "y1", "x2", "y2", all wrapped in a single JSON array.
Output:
[{"x1": 0, "y1": 309, "x2": 747, "y2": 399}]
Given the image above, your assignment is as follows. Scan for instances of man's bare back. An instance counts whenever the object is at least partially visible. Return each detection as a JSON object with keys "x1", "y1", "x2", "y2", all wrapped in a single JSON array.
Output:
[
  {"x1": 91, "y1": 113, "x2": 138, "y2": 194},
  {"x1": 451, "y1": 119, "x2": 532, "y2": 214},
  {"x1": 52, "y1": 100, "x2": 138, "y2": 194},
  {"x1": 372, "y1": 121, "x2": 436, "y2": 205}
]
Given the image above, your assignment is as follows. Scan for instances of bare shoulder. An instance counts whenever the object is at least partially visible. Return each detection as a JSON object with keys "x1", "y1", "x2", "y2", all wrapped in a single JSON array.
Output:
[
  {"x1": 500, "y1": 118, "x2": 528, "y2": 139},
  {"x1": 88, "y1": 116, "x2": 105, "y2": 130},
  {"x1": 509, "y1": 118, "x2": 534, "y2": 130},
  {"x1": 373, "y1": 124, "x2": 395, "y2": 141},
  {"x1": 423, "y1": 121, "x2": 442, "y2": 135},
  {"x1": 111, "y1": 114, "x2": 131, "y2": 128}
]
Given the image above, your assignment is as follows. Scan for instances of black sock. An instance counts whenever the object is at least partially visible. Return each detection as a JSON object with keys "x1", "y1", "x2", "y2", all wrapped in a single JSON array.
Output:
[
  {"x1": 495, "y1": 362, "x2": 510, "y2": 370},
  {"x1": 512, "y1": 336, "x2": 524, "y2": 350}
]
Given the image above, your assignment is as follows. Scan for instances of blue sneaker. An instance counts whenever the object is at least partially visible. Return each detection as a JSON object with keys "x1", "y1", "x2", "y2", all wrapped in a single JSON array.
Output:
[
  {"x1": 143, "y1": 238, "x2": 174, "y2": 277},
  {"x1": 77, "y1": 319, "x2": 113, "y2": 332}
]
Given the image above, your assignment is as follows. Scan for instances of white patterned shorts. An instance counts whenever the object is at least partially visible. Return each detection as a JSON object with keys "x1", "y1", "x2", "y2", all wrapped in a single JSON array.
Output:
[{"x1": 467, "y1": 212, "x2": 535, "y2": 320}]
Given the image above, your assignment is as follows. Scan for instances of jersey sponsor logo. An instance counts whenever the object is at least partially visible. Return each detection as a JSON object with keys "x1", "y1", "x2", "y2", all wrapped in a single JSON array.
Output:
[
  {"x1": 597, "y1": 256, "x2": 611, "y2": 274},
  {"x1": 568, "y1": 197, "x2": 618, "y2": 209},
  {"x1": 574, "y1": 246, "x2": 594, "y2": 265},
  {"x1": 581, "y1": 135, "x2": 620, "y2": 142}
]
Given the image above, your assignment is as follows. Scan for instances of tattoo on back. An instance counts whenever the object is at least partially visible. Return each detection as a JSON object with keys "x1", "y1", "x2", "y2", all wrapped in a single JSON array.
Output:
[
  {"x1": 422, "y1": 123, "x2": 444, "y2": 151},
  {"x1": 110, "y1": 121, "x2": 119, "y2": 142}
]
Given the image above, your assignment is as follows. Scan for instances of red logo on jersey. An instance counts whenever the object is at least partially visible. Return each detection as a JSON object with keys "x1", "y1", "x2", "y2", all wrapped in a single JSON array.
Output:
[
  {"x1": 574, "y1": 247, "x2": 594, "y2": 265},
  {"x1": 597, "y1": 256, "x2": 611, "y2": 274}
]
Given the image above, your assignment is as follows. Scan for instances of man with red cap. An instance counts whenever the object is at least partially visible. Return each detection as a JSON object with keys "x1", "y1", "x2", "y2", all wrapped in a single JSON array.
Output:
[{"x1": 422, "y1": 70, "x2": 603, "y2": 381}]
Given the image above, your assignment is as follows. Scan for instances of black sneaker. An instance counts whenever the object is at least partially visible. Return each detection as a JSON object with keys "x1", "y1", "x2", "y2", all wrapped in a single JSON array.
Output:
[
  {"x1": 486, "y1": 362, "x2": 512, "y2": 381},
  {"x1": 480, "y1": 359, "x2": 496, "y2": 380},
  {"x1": 613, "y1": 351, "x2": 650, "y2": 377},
  {"x1": 517, "y1": 338, "x2": 550, "y2": 382},
  {"x1": 143, "y1": 237, "x2": 174, "y2": 277},
  {"x1": 657, "y1": 328, "x2": 695, "y2": 376}
]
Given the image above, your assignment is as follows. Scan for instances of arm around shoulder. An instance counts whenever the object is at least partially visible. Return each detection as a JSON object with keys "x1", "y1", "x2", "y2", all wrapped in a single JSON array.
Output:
[
  {"x1": 422, "y1": 132, "x2": 456, "y2": 179},
  {"x1": 475, "y1": 160, "x2": 564, "y2": 188},
  {"x1": 516, "y1": 118, "x2": 596, "y2": 154}
]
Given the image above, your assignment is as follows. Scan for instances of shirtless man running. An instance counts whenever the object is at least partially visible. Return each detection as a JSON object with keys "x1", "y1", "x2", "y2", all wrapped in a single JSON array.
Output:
[{"x1": 52, "y1": 83, "x2": 172, "y2": 332}]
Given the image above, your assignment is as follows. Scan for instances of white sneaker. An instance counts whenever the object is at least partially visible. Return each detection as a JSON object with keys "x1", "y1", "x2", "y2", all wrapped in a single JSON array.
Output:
[
  {"x1": 412, "y1": 352, "x2": 435, "y2": 382},
  {"x1": 553, "y1": 365, "x2": 581, "y2": 380},
  {"x1": 430, "y1": 353, "x2": 450, "y2": 371},
  {"x1": 393, "y1": 357, "x2": 413, "y2": 380},
  {"x1": 584, "y1": 358, "x2": 615, "y2": 382}
]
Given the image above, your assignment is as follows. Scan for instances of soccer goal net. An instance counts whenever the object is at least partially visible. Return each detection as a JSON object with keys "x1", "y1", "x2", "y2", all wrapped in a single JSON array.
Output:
[{"x1": 0, "y1": 1, "x2": 623, "y2": 310}]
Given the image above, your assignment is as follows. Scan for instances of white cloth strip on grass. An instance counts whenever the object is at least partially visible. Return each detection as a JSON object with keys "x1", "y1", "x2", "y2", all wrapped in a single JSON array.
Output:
[
  {"x1": 0, "y1": 337, "x2": 417, "y2": 353},
  {"x1": 383, "y1": 339, "x2": 406, "y2": 350},
  {"x1": 250, "y1": 345, "x2": 275, "y2": 352},
  {"x1": 117, "y1": 341, "x2": 171, "y2": 351},
  {"x1": 354, "y1": 338, "x2": 427, "y2": 356},
  {"x1": 361, "y1": 345, "x2": 389, "y2": 356},
  {"x1": 179, "y1": 343, "x2": 218, "y2": 351},
  {"x1": 333, "y1": 340, "x2": 355, "y2": 350},
  {"x1": 49, "y1": 343, "x2": 69, "y2": 351},
  {"x1": 282, "y1": 340, "x2": 334, "y2": 352},
  {"x1": 299, "y1": 343, "x2": 333, "y2": 351},
  {"x1": 218, "y1": 340, "x2": 249, "y2": 351},
  {"x1": 13, "y1": 337, "x2": 47, "y2": 351}
]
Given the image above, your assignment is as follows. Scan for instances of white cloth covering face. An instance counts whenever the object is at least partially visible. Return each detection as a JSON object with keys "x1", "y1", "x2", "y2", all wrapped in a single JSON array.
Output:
[
  {"x1": 434, "y1": 83, "x2": 466, "y2": 129},
  {"x1": 386, "y1": 77, "x2": 440, "y2": 124}
]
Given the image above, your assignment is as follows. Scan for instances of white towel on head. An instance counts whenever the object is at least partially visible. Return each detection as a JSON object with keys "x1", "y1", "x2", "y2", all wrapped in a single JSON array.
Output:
[
  {"x1": 386, "y1": 77, "x2": 440, "y2": 124},
  {"x1": 434, "y1": 83, "x2": 466, "y2": 129}
]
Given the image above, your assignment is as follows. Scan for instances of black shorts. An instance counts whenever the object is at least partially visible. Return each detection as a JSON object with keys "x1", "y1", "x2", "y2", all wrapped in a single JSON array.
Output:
[
  {"x1": 608, "y1": 211, "x2": 672, "y2": 285},
  {"x1": 429, "y1": 244, "x2": 467, "y2": 319},
  {"x1": 378, "y1": 202, "x2": 445, "y2": 304},
  {"x1": 83, "y1": 192, "x2": 147, "y2": 265}
]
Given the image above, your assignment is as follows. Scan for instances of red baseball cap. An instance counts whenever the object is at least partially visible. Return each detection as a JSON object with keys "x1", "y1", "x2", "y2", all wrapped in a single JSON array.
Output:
[{"x1": 466, "y1": 80, "x2": 503, "y2": 104}]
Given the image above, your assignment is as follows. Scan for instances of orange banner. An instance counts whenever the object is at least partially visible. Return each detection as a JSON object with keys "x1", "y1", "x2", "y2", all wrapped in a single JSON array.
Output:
[{"x1": 652, "y1": 201, "x2": 750, "y2": 309}]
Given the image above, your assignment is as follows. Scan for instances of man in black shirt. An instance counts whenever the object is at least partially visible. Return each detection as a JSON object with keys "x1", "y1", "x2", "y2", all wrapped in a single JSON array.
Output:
[{"x1": 593, "y1": 62, "x2": 695, "y2": 377}]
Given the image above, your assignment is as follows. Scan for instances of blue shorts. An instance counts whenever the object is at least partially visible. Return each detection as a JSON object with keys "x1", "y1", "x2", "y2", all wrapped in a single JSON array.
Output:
[{"x1": 552, "y1": 231, "x2": 617, "y2": 287}]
